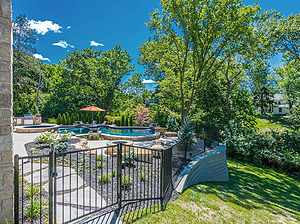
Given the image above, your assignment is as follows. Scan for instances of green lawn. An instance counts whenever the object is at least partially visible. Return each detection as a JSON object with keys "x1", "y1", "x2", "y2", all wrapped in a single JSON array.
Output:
[
  {"x1": 123, "y1": 159, "x2": 300, "y2": 223},
  {"x1": 255, "y1": 114, "x2": 293, "y2": 131}
]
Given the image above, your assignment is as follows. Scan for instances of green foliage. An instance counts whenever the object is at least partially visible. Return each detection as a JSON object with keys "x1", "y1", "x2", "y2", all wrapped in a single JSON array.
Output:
[
  {"x1": 48, "y1": 118, "x2": 57, "y2": 124},
  {"x1": 150, "y1": 105, "x2": 169, "y2": 127},
  {"x1": 221, "y1": 120, "x2": 300, "y2": 178},
  {"x1": 35, "y1": 131, "x2": 57, "y2": 144},
  {"x1": 62, "y1": 114, "x2": 67, "y2": 125},
  {"x1": 99, "y1": 173, "x2": 110, "y2": 183},
  {"x1": 75, "y1": 113, "x2": 79, "y2": 122},
  {"x1": 70, "y1": 113, "x2": 75, "y2": 124},
  {"x1": 134, "y1": 103, "x2": 152, "y2": 126},
  {"x1": 166, "y1": 114, "x2": 180, "y2": 132},
  {"x1": 129, "y1": 115, "x2": 133, "y2": 126},
  {"x1": 25, "y1": 183, "x2": 40, "y2": 198},
  {"x1": 59, "y1": 130, "x2": 71, "y2": 142},
  {"x1": 25, "y1": 198, "x2": 46, "y2": 219},
  {"x1": 116, "y1": 119, "x2": 121, "y2": 126},
  {"x1": 124, "y1": 116, "x2": 128, "y2": 126},
  {"x1": 57, "y1": 114, "x2": 62, "y2": 125},
  {"x1": 81, "y1": 114, "x2": 85, "y2": 123},
  {"x1": 54, "y1": 142, "x2": 69, "y2": 153},
  {"x1": 121, "y1": 114, "x2": 125, "y2": 126},
  {"x1": 121, "y1": 174, "x2": 132, "y2": 188},
  {"x1": 97, "y1": 161, "x2": 102, "y2": 168},
  {"x1": 178, "y1": 117, "x2": 194, "y2": 151},
  {"x1": 97, "y1": 155, "x2": 104, "y2": 161},
  {"x1": 111, "y1": 170, "x2": 116, "y2": 177},
  {"x1": 139, "y1": 172, "x2": 147, "y2": 181},
  {"x1": 85, "y1": 114, "x2": 89, "y2": 124},
  {"x1": 123, "y1": 151, "x2": 137, "y2": 163},
  {"x1": 67, "y1": 113, "x2": 71, "y2": 125}
]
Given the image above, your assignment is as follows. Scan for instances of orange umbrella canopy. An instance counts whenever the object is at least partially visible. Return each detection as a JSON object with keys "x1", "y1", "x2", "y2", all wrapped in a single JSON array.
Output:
[
  {"x1": 80, "y1": 106, "x2": 106, "y2": 112},
  {"x1": 80, "y1": 106, "x2": 105, "y2": 122}
]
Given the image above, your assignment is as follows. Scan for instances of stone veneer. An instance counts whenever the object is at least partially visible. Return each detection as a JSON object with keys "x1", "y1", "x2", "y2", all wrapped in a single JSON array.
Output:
[{"x1": 0, "y1": 0, "x2": 13, "y2": 223}]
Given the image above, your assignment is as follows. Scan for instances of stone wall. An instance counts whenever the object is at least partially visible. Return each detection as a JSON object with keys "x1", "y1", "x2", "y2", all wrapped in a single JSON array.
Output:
[{"x1": 0, "y1": 0, "x2": 13, "y2": 223}]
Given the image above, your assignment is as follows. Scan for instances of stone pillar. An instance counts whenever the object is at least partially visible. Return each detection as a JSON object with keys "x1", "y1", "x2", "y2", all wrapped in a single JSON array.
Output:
[{"x1": 0, "y1": 0, "x2": 13, "y2": 223}]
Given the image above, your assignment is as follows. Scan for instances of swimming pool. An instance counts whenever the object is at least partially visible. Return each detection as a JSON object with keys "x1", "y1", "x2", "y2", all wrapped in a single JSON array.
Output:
[{"x1": 58, "y1": 126, "x2": 155, "y2": 137}]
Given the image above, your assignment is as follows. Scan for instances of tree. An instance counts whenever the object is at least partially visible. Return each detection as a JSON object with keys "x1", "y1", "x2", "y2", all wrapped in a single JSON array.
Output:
[
  {"x1": 70, "y1": 113, "x2": 75, "y2": 125},
  {"x1": 134, "y1": 103, "x2": 152, "y2": 126},
  {"x1": 13, "y1": 15, "x2": 36, "y2": 58},
  {"x1": 81, "y1": 114, "x2": 85, "y2": 123},
  {"x1": 253, "y1": 87, "x2": 273, "y2": 114},
  {"x1": 62, "y1": 114, "x2": 67, "y2": 125},
  {"x1": 57, "y1": 114, "x2": 62, "y2": 125},
  {"x1": 139, "y1": 0, "x2": 260, "y2": 123},
  {"x1": 272, "y1": 13, "x2": 300, "y2": 63}
]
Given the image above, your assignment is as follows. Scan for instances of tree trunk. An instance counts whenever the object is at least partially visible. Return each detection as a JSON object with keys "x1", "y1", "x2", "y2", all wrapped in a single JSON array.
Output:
[{"x1": 226, "y1": 82, "x2": 231, "y2": 121}]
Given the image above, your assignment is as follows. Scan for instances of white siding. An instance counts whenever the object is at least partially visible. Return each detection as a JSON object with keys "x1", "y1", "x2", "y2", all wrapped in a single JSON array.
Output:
[{"x1": 273, "y1": 107, "x2": 290, "y2": 115}]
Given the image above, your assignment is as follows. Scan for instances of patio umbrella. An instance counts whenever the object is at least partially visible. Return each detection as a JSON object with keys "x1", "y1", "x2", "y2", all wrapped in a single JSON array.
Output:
[{"x1": 80, "y1": 106, "x2": 106, "y2": 122}]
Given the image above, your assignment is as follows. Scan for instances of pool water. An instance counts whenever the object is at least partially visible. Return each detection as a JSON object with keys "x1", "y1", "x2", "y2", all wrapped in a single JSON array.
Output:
[{"x1": 58, "y1": 126, "x2": 155, "y2": 137}]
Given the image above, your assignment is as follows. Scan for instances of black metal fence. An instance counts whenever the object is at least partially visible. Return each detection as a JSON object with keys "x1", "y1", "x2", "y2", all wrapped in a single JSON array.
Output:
[{"x1": 14, "y1": 143, "x2": 174, "y2": 223}]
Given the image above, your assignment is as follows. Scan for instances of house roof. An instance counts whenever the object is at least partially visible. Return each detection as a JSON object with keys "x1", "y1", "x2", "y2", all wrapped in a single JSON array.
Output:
[
  {"x1": 273, "y1": 94, "x2": 286, "y2": 101},
  {"x1": 274, "y1": 104, "x2": 289, "y2": 108}
]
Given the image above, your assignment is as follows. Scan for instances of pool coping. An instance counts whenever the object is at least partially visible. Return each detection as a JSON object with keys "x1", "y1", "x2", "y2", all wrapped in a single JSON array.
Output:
[{"x1": 15, "y1": 124, "x2": 60, "y2": 133}]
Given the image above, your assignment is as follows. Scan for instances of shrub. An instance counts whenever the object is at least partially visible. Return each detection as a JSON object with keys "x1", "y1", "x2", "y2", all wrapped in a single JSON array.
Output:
[
  {"x1": 123, "y1": 151, "x2": 137, "y2": 163},
  {"x1": 76, "y1": 113, "x2": 80, "y2": 122},
  {"x1": 97, "y1": 161, "x2": 102, "y2": 168},
  {"x1": 121, "y1": 115, "x2": 125, "y2": 126},
  {"x1": 25, "y1": 198, "x2": 46, "y2": 219},
  {"x1": 81, "y1": 114, "x2": 85, "y2": 123},
  {"x1": 57, "y1": 114, "x2": 62, "y2": 125},
  {"x1": 116, "y1": 119, "x2": 120, "y2": 126},
  {"x1": 25, "y1": 183, "x2": 40, "y2": 197},
  {"x1": 129, "y1": 115, "x2": 133, "y2": 126},
  {"x1": 97, "y1": 155, "x2": 104, "y2": 161},
  {"x1": 70, "y1": 113, "x2": 75, "y2": 124},
  {"x1": 35, "y1": 131, "x2": 57, "y2": 145},
  {"x1": 99, "y1": 173, "x2": 110, "y2": 183},
  {"x1": 111, "y1": 170, "x2": 116, "y2": 177},
  {"x1": 59, "y1": 130, "x2": 71, "y2": 142},
  {"x1": 97, "y1": 114, "x2": 101, "y2": 124},
  {"x1": 134, "y1": 103, "x2": 152, "y2": 126},
  {"x1": 166, "y1": 114, "x2": 180, "y2": 132},
  {"x1": 85, "y1": 114, "x2": 89, "y2": 124},
  {"x1": 122, "y1": 174, "x2": 132, "y2": 188},
  {"x1": 178, "y1": 117, "x2": 194, "y2": 151},
  {"x1": 67, "y1": 113, "x2": 71, "y2": 125},
  {"x1": 124, "y1": 116, "x2": 128, "y2": 126},
  {"x1": 48, "y1": 118, "x2": 57, "y2": 124},
  {"x1": 62, "y1": 114, "x2": 67, "y2": 125},
  {"x1": 139, "y1": 172, "x2": 147, "y2": 181},
  {"x1": 54, "y1": 142, "x2": 69, "y2": 153}
]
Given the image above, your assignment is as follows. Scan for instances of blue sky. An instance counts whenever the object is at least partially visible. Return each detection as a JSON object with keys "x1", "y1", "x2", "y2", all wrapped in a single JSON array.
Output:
[{"x1": 12, "y1": 0, "x2": 299, "y2": 90}]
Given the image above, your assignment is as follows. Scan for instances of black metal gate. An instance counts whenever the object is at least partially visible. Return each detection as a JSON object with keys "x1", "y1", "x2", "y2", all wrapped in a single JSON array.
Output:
[{"x1": 14, "y1": 143, "x2": 171, "y2": 223}]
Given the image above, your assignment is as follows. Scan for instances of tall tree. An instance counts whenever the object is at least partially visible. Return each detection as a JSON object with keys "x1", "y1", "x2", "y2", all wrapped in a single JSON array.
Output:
[
  {"x1": 139, "y1": 0, "x2": 260, "y2": 123},
  {"x1": 13, "y1": 15, "x2": 36, "y2": 59}
]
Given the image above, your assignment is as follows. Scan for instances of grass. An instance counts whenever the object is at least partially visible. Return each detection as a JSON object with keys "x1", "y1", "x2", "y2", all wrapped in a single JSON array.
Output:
[
  {"x1": 255, "y1": 114, "x2": 293, "y2": 131},
  {"x1": 124, "y1": 159, "x2": 300, "y2": 223}
]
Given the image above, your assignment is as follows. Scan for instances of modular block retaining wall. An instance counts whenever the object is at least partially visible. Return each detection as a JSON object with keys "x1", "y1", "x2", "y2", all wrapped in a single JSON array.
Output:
[{"x1": 176, "y1": 144, "x2": 229, "y2": 193}]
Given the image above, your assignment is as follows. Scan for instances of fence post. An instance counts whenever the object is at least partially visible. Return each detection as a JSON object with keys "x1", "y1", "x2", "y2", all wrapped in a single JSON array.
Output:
[
  {"x1": 14, "y1": 155, "x2": 19, "y2": 224},
  {"x1": 117, "y1": 143, "x2": 122, "y2": 208},
  {"x1": 48, "y1": 144, "x2": 54, "y2": 224},
  {"x1": 160, "y1": 149, "x2": 165, "y2": 210}
]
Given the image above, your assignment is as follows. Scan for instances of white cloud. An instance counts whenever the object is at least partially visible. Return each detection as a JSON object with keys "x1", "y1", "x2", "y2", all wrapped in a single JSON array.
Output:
[
  {"x1": 90, "y1": 40, "x2": 104, "y2": 47},
  {"x1": 33, "y1": 53, "x2": 50, "y2": 62},
  {"x1": 29, "y1": 20, "x2": 62, "y2": 35},
  {"x1": 142, "y1": 79, "x2": 155, "y2": 84},
  {"x1": 53, "y1": 40, "x2": 74, "y2": 48},
  {"x1": 67, "y1": 26, "x2": 71, "y2": 29}
]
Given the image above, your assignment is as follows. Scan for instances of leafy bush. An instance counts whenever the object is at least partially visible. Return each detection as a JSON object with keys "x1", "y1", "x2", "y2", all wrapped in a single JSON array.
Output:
[
  {"x1": 48, "y1": 118, "x2": 57, "y2": 124},
  {"x1": 76, "y1": 113, "x2": 80, "y2": 122},
  {"x1": 35, "y1": 131, "x2": 57, "y2": 144},
  {"x1": 25, "y1": 183, "x2": 40, "y2": 197},
  {"x1": 123, "y1": 151, "x2": 137, "y2": 163},
  {"x1": 221, "y1": 121, "x2": 300, "y2": 178},
  {"x1": 81, "y1": 114, "x2": 85, "y2": 123},
  {"x1": 62, "y1": 114, "x2": 67, "y2": 125},
  {"x1": 111, "y1": 170, "x2": 116, "y2": 177},
  {"x1": 54, "y1": 142, "x2": 69, "y2": 153},
  {"x1": 85, "y1": 114, "x2": 89, "y2": 124},
  {"x1": 59, "y1": 130, "x2": 71, "y2": 142},
  {"x1": 124, "y1": 116, "x2": 128, "y2": 126},
  {"x1": 70, "y1": 113, "x2": 75, "y2": 124},
  {"x1": 178, "y1": 117, "x2": 194, "y2": 151},
  {"x1": 134, "y1": 103, "x2": 152, "y2": 126},
  {"x1": 121, "y1": 114, "x2": 125, "y2": 126},
  {"x1": 57, "y1": 114, "x2": 62, "y2": 124},
  {"x1": 67, "y1": 113, "x2": 71, "y2": 125},
  {"x1": 166, "y1": 114, "x2": 180, "y2": 132},
  {"x1": 97, "y1": 161, "x2": 102, "y2": 168},
  {"x1": 97, "y1": 155, "x2": 104, "y2": 161},
  {"x1": 99, "y1": 173, "x2": 110, "y2": 183},
  {"x1": 25, "y1": 198, "x2": 46, "y2": 219},
  {"x1": 122, "y1": 174, "x2": 132, "y2": 188},
  {"x1": 129, "y1": 115, "x2": 133, "y2": 126},
  {"x1": 139, "y1": 172, "x2": 147, "y2": 181}
]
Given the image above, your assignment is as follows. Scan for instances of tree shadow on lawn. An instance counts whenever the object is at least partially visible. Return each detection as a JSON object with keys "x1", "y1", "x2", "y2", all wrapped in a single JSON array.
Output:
[
  {"x1": 256, "y1": 114, "x2": 292, "y2": 129},
  {"x1": 190, "y1": 159, "x2": 300, "y2": 219}
]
